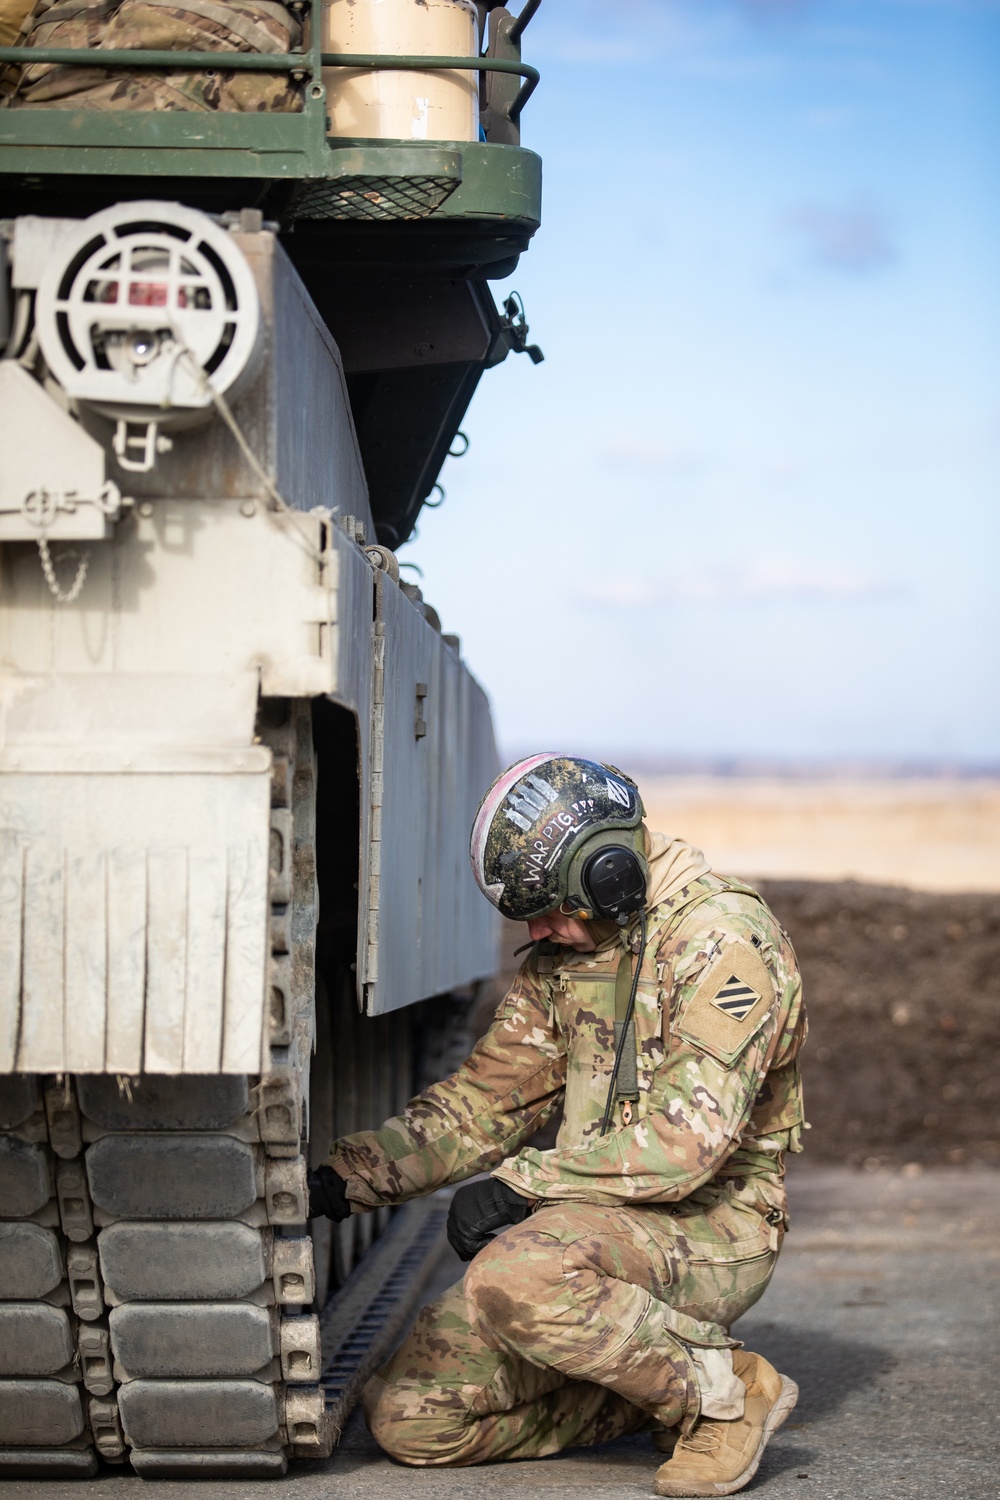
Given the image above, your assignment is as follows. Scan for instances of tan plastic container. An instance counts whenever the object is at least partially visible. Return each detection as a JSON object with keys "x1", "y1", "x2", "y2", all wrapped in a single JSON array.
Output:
[{"x1": 322, "y1": 0, "x2": 479, "y2": 142}]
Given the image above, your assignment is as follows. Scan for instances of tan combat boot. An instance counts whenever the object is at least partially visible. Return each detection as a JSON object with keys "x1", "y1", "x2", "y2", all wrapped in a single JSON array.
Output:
[{"x1": 653, "y1": 1349, "x2": 798, "y2": 1497}]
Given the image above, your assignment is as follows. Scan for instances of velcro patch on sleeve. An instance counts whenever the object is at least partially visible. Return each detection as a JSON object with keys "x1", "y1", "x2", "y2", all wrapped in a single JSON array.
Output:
[{"x1": 674, "y1": 939, "x2": 777, "y2": 1066}]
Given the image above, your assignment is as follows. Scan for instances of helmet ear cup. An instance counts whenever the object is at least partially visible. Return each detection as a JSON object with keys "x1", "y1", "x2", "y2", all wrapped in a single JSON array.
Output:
[{"x1": 579, "y1": 844, "x2": 647, "y2": 922}]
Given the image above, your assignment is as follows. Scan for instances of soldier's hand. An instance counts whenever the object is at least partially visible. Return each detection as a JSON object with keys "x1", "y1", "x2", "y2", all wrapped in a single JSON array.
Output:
[
  {"x1": 446, "y1": 1178, "x2": 532, "y2": 1261},
  {"x1": 308, "y1": 1163, "x2": 351, "y2": 1222}
]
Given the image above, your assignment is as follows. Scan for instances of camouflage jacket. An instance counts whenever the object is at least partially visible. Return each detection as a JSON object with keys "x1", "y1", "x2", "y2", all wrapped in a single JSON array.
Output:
[{"x1": 329, "y1": 868, "x2": 806, "y2": 1215}]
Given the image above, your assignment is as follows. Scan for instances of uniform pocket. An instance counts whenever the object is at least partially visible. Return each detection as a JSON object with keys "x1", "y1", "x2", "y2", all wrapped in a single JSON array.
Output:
[{"x1": 669, "y1": 1195, "x2": 777, "y2": 1329}]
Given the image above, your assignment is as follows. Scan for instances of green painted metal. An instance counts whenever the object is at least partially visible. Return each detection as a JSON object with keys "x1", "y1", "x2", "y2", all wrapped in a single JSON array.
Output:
[
  {"x1": 508, "y1": 0, "x2": 542, "y2": 44},
  {"x1": 0, "y1": 103, "x2": 332, "y2": 179},
  {"x1": 436, "y1": 139, "x2": 540, "y2": 224},
  {"x1": 317, "y1": 53, "x2": 539, "y2": 118},
  {"x1": 0, "y1": 46, "x2": 308, "y2": 69},
  {"x1": 0, "y1": 48, "x2": 536, "y2": 81},
  {"x1": 0, "y1": 120, "x2": 538, "y2": 227},
  {"x1": 0, "y1": 45, "x2": 541, "y2": 226}
]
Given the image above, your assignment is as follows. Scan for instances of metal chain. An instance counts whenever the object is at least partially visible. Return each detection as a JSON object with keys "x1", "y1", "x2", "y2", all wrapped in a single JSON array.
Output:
[
  {"x1": 30, "y1": 337, "x2": 320, "y2": 605},
  {"x1": 37, "y1": 536, "x2": 89, "y2": 604}
]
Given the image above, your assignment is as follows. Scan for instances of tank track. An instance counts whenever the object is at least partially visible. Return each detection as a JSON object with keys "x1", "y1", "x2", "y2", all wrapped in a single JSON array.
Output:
[{"x1": 0, "y1": 701, "x2": 353, "y2": 1477}]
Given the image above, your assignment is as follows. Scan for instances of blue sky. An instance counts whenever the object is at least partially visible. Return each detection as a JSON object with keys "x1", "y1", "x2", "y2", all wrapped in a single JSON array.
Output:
[{"x1": 400, "y1": 0, "x2": 1000, "y2": 765}]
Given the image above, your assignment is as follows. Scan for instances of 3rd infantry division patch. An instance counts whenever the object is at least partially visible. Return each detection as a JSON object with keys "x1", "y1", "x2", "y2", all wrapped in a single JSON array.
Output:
[
  {"x1": 709, "y1": 976, "x2": 761, "y2": 1023},
  {"x1": 675, "y1": 941, "x2": 775, "y2": 1063}
]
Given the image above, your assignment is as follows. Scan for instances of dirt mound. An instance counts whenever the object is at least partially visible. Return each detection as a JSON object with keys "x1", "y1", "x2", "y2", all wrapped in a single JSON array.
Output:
[{"x1": 757, "y1": 880, "x2": 1000, "y2": 1168}]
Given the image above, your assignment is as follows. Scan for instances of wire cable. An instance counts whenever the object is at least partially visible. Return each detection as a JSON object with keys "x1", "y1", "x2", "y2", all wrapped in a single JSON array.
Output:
[{"x1": 600, "y1": 909, "x2": 647, "y2": 1136}]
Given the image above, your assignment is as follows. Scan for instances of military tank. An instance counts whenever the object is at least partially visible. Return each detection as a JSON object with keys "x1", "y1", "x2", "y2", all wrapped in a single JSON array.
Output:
[{"x1": 0, "y1": 0, "x2": 542, "y2": 1477}]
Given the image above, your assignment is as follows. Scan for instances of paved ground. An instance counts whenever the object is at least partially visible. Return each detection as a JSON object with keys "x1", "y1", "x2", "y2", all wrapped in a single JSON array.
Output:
[{"x1": 10, "y1": 1166, "x2": 999, "y2": 1500}]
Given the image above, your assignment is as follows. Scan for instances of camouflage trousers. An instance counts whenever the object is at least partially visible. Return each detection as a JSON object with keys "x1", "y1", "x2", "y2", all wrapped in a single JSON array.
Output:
[{"x1": 364, "y1": 1190, "x2": 780, "y2": 1466}]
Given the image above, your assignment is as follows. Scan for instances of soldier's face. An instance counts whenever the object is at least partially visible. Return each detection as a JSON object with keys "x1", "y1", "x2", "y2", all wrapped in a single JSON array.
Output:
[{"x1": 525, "y1": 910, "x2": 597, "y2": 952}]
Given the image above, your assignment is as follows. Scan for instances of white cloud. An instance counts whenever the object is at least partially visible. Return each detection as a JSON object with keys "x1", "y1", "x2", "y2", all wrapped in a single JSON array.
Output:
[
  {"x1": 531, "y1": 0, "x2": 999, "y2": 86},
  {"x1": 530, "y1": 1, "x2": 777, "y2": 74},
  {"x1": 580, "y1": 577, "x2": 661, "y2": 608},
  {"x1": 801, "y1": 103, "x2": 861, "y2": 129},
  {"x1": 579, "y1": 558, "x2": 898, "y2": 609},
  {"x1": 766, "y1": 457, "x2": 805, "y2": 483},
  {"x1": 601, "y1": 438, "x2": 706, "y2": 473},
  {"x1": 678, "y1": 558, "x2": 897, "y2": 602},
  {"x1": 787, "y1": 196, "x2": 897, "y2": 272}
]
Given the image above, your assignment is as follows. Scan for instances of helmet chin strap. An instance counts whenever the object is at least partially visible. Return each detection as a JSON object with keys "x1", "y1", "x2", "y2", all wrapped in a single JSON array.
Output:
[
  {"x1": 511, "y1": 901, "x2": 649, "y2": 1133},
  {"x1": 600, "y1": 908, "x2": 649, "y2": 1136}
]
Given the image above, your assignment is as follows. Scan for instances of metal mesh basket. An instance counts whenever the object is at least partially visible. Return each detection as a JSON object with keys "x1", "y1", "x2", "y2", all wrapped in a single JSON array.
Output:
[{"x1": 288, "y1": 174, "x2": 458, "y2": 222}]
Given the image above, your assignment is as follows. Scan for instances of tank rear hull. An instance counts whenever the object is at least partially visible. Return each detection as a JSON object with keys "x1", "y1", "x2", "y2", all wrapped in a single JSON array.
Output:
[{"x1": 0, "y1": 207, "x2": 498, "y2": 1472}]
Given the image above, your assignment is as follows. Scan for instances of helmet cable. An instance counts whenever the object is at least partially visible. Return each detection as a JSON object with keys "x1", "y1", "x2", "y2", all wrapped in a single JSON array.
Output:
[{"x1": 600, "y1": 909, "x2": 647, "y2": 1136}]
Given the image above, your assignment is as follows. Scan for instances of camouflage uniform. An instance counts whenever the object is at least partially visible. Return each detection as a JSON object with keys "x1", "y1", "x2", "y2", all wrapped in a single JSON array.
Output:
[
  {"x1": 329, "y1": 840, "x2": 806, "y2": 1466},
  {"x1": 1, "y1": 0, "x2": 302, "y2": 111}
]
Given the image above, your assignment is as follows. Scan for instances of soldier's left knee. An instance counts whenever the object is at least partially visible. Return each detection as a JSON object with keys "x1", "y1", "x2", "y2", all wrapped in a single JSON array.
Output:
[
  {"x1": 363, "y1": 1375, "x2": 416, "y2": 1460},
  {"x1": 363, "y1": 1374, "x2": 471, "y2": 1466}
]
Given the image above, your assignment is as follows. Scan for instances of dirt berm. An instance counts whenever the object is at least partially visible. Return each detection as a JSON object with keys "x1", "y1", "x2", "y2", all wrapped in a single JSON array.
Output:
[
  {"x1": 756, "y1": 879, "x2": 999, "y2": 1168},
  {"x1": 481, "y1": 880, "x2": 1000, "y2": 1170}
]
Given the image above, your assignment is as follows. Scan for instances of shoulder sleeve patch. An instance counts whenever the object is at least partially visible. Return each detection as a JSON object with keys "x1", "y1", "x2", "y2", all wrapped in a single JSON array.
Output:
[{"x1": 673, "y1": 939, "x2": 777, "y2": 1066}]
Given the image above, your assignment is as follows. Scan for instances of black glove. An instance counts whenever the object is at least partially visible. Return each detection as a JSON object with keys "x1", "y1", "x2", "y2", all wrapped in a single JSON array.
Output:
[
  {"x1": 446, "y1": 1178, "x2": 532, "y2": 1262},
  {"x1": 308, "y1": 1163, "x2": 351, "y2": 1223}
]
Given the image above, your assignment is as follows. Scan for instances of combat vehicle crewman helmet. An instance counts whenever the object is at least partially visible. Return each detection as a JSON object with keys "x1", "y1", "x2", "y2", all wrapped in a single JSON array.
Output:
[{"x1": 470, "y1": 754, "x2": 648, "y2": 923}]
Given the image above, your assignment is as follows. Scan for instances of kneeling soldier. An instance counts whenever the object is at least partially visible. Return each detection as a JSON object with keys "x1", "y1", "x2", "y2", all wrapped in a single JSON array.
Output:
[{"x1": 310, "y1": 755, "x2": 806, "y2": 1496}]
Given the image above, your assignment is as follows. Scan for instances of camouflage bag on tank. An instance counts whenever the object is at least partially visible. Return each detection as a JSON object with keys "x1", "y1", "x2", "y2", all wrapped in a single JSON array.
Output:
[
  {"x1": 2, "y1": 0, "x2": 303, "y2": 111},
  {"x1": 0, "y1": 0, "x2": 38, "y2": 94},
  {"x1": 0, "y1": 0, "x2": 35, "y2": 50}
]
